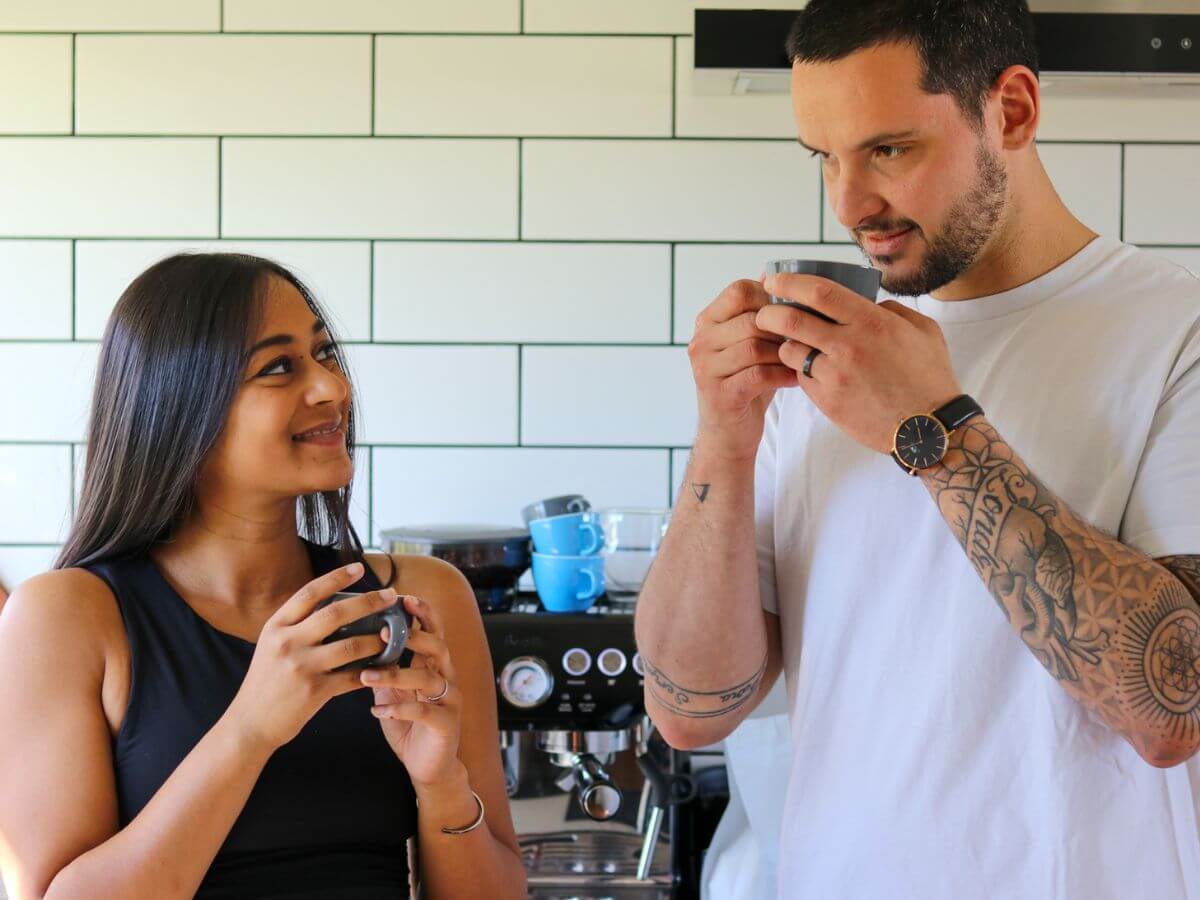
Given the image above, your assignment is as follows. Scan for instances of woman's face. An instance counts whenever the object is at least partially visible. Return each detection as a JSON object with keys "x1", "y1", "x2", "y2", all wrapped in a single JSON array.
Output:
[{"x1": 200, "y1": 276, "x2": 354, "y2": 504}]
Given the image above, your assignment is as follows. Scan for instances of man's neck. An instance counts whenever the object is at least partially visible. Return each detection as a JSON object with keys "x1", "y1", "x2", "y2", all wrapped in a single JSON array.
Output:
[{"x1": 931, "y1": 167, "x2": 1099, "y2": 303}]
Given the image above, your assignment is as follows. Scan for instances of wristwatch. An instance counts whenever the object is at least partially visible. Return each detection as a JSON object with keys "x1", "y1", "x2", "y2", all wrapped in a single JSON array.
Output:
[{"x1": 890, "y1": 394, "x2": 984, "y2": 476}]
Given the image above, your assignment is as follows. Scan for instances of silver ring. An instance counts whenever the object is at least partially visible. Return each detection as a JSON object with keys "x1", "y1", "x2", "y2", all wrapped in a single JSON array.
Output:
[
  {"x1": 802, "y1": 347, "x2": 821, "y2": 378},
  {"x1": 420, "y1": 675, "x2": 449, "y2": 704}
]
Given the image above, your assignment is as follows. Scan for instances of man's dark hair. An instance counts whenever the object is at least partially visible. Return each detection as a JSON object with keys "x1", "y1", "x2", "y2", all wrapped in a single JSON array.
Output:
[{"x1": 786, "y1": 0, "x2": 1039, "y2": 125}]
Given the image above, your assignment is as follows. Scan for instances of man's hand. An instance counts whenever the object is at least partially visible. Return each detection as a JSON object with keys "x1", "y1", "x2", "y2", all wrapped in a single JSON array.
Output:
[
  {"x1": 688, "y1": 279, "x2": 800, "y2": 462},
  {"x1": 757, "y1": 273, "x2": 963, "y2": 454}
]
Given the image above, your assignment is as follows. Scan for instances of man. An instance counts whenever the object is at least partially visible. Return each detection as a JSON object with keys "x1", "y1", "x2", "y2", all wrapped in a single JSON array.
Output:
[{"x1": 636, "y1": 1, "x2": 1200, "y2": 897}]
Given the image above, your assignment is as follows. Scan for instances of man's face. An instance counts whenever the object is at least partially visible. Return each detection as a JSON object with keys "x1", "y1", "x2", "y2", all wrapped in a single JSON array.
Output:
[{"x1": 792, "y1": 42, "x2": 1008, "y2": 297}]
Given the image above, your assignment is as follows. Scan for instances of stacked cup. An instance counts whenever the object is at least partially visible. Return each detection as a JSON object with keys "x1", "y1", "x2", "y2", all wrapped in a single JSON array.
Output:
[{"x1": 522, "y1": 494, "x2": 606, "y2": 613}]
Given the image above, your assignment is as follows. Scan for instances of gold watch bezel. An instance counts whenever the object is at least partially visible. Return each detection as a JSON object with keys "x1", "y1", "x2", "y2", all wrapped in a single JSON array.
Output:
[{"x1": 892, "y1": 409, "x2": 951, "y2": 472}]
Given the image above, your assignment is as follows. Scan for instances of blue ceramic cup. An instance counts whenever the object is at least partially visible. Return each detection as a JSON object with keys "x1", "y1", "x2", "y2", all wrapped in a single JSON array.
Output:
[
  {"x1": 532, "y1": 552, "x2": 605, "y2": 613},
  {"x1": 529, "y1": 512, "x2": 604, "y2": 556}
]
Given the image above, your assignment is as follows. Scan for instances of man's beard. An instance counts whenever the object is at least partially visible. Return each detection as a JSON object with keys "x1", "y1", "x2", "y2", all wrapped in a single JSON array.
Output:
[{"x1": 856, "y1": 143, "x2": 1008, "y2": 297}]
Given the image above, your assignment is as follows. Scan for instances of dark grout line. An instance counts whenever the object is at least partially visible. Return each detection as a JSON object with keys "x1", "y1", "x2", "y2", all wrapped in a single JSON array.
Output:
[
  {"x1": 369, "y1": 35, "x2": 376, "y2": 136},
  {"x1": 667, "y1": 449, "x2": 674, "y2": 507},
  {"x1": 70, "y1": 239, "x2": 76, "y2": 339},
  {"x1": 1119, "y1": 143, "x2": 1126, "y2": 242},
  {"x1": 368, "y1": 241, "x2": 375, "y2": 341},
  {"x1": 671, "y1": 37, "x2": 677, "y2": 138},
  {"x1": 217, "y1": 137, "x2": 223, "y2": 236},
  {"x1": 516, "y1": 346, "x2": 524, "y2": 445},
  {"x1": 68, "y1": 443, "x2": 77, "y2": 516},
  {"x1": 70, "y1": 34, "x2": 76, "y2": 135},
  {"x1": 367, "y1": 445, "x2": 375, "y2": 548},
  {"x1": 669, "y1": 243, "x2": 676, "y2": 343}
]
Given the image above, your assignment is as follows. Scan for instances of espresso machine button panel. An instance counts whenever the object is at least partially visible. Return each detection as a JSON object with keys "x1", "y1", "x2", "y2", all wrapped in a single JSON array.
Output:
[
  {"x1": 561, "y1": 648, "x2": 592, "y2": 677},
  {"x1": 484, "y1": 611, "x2": 643, "y2": 731},
  {"x1": 597, "y1": 648, "x2": 627, "y2": 677}
]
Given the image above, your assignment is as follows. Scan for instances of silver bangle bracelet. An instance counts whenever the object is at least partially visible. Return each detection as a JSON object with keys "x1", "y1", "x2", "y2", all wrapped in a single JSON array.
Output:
[{"x1": 440, "y1": 789, "x2": 486, "y2": 835}]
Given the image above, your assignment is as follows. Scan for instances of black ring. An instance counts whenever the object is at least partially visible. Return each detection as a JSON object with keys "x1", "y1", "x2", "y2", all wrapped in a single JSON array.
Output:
[{"x1": 802, "y1": 347, "x2": 821, "y2": 379}]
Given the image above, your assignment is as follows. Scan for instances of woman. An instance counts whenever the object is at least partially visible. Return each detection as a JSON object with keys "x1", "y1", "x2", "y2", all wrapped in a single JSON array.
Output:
[{"x1": 0, "y1": 254, "x2": 525, "y2": 899}]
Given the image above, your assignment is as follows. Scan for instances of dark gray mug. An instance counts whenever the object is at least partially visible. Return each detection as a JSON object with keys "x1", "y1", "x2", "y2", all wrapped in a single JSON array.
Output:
[{"x1": 767, "y1": 259, "x2": 882, "y2": 323}]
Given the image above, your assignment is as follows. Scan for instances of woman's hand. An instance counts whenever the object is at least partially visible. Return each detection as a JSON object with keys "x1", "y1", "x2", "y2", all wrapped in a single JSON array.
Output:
[
  {"x1": 361, "y1": 594, "x2": 464, "y2": 790},
  {"x1": 227, "y1": 562, "x2": 394, "y2": 751}
]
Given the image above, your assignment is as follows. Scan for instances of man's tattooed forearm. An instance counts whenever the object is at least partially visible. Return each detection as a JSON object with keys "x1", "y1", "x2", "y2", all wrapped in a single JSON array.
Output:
[
  {"x1": 923, "y1": 419, "x2": 1108, "y2": 682},
  {"x1": 642, "y1": 655, "x2": 767, "y2": 718},
  {"x1": 922, "y1": 418, "x2": 1200, "y2": 761},
  {"x1": 1116, "y1": 576, "x2": 1200, "y2": 753}
]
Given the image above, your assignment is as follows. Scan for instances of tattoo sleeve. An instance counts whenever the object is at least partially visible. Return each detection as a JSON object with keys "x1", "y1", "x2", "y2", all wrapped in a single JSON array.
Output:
[
  {"x1": 642, "y1": 654, "x2": 767, "y2": 719},
  {"x1": 922, "y1": 417, "x2": 1200, "y2": 766}
]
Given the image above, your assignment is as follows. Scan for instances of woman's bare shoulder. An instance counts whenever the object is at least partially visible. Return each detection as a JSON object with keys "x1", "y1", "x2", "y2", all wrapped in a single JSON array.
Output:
[
  {"x1": 364, "y1": 552, "x2": 477, "y2": 620},
  {"x1": 0, "y1": 568, "x2": 122, "y2": 682}
]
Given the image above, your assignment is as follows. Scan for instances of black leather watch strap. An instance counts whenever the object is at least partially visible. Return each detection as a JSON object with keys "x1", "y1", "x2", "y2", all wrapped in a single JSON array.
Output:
[{"x1": 933, "y1": 394, "x2": 983, "y2": 431}]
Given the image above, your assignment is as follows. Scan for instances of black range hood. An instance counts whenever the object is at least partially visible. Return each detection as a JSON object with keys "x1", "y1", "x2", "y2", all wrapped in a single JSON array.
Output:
[{"x1": 694, "y1": 8, "x2": 1200, "y2": 95}]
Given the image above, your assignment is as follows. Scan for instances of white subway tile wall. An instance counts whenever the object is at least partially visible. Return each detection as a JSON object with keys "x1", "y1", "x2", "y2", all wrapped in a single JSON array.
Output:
[
  {"x1": 223, "y1": 0, "x2": 520, "y2": 34},
  {"x1": 0, "y1": 36, "x2": 72, "y2": 134},
  {"x1": 0, "y1": 139, "x2": 218, "y2": 237},
  {"x1": 373, "y1": 242, "x2": 671, "y2": 343},
  {"x1": 522, "y1": 139, "x2": 821, "y2": 241},
  {"x1": 375, "y1": 36, "x2": 672, "y2": 137},
  {"x1": 221, "y1": 138, "x2": 518, "y2": 239},
  {"x1": 74, "y1": 240, "x2": 372, "y2": 340},
  {"x1": 76, "y1": 35, "x2": 372, "y2": 135},
  {"x1": 1124, "y1": 145, "x2": 1200, "y2": 245},
  {"x1": 0, "y1": 7, "x2": 1198, "y2": 606},
  {"x1": 0, "y1": 241, "x2": 73, "y2": 339},
  {"x1": 522, "y1": 346, "x2": 695, "y2": 446}
]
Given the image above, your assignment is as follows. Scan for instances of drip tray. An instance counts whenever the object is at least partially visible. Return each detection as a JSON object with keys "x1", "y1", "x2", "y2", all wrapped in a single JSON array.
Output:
[{"x1": 520, "y1": 830, "x2": 673, "y2": 898}]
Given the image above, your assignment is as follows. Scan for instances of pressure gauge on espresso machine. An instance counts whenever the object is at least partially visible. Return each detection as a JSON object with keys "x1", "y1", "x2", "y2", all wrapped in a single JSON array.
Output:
[{"x1": 499, "y1": 656, "x2": 555, "y2": 709}]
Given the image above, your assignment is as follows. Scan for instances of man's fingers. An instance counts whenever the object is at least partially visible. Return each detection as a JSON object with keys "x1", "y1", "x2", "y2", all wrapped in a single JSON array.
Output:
[
  {"x1": 762, "y1": 273, "x2": 872, "y2": 325},
  {"x1": 755, "y1": 304, "x2": 842, "y2": 351},
  {"x1": 704, "y1": 338, "x2": 787, "y2": 379},
  {"x1": 699, "y1": 279, "x2": 771, "y2": 327},
  {"x1": 721, "y1": 364, "x2": 799, "y2": 405}
]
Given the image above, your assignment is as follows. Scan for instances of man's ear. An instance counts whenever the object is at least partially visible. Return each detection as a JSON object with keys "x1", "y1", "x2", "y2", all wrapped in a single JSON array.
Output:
[{"x1": 994, "y1": 65, "x2": 1040, "y2": 152}]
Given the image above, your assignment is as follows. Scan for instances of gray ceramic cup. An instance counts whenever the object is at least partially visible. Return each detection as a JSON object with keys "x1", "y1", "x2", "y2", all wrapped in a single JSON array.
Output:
[
  {"x1": 766, "y1": 259, "x2": 882, "y2": 322},
  {"x1": 521, "y1": 494, "x2": 591, "y2": 525}
]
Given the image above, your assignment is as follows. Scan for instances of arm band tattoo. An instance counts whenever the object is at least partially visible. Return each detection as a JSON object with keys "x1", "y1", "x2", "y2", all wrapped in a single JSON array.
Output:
[{"x1": 642, "y1": 654, "x2": 768, "y2": 719}]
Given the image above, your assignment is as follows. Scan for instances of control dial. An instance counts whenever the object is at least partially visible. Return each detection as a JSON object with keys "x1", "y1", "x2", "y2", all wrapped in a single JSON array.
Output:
[
  {"x1": 562, "y1": 648, "x2": 592, "y2": 677},
  {"x1": 598, "y1": 648, "x2": 628, "y2": 678},
  {"x1": 499, "y1": 656, "x2": 555, "y2": 709}
]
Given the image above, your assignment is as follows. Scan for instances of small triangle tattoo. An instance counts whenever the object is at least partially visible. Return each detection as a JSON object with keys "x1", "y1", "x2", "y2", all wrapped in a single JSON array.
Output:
[{"x1": 691, "y1": 483, "x2": 711, "y2": 503}]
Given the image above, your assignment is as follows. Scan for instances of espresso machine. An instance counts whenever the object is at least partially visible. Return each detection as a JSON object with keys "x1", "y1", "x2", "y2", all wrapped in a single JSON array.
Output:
[{"x1": 382, "y1": 526, "x2": 706, "y2": 899}]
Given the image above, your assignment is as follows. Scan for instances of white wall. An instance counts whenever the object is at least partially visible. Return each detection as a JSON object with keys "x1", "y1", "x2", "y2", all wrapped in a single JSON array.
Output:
[{"x1": 2, "y1": 1, "x2": 1200, "y2": 601}]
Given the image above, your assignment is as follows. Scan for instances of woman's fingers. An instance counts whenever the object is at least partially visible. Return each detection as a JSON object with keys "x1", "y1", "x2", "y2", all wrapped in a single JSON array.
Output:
[
  {"x1": 398, "y1": 628, "x2": 457, "y2": 681},
  {"x1": 309, "y1": 632, "x2": 387, "y2": 672},
  {"x1": 301, "y1": 588, "x2": 398, "y2": 643},
  {"x1": 370, "y1": 700, "x2": 458, "y2": 729},
  {"x1": 273, "y1": 562, "x2": 367, "y2": 627},
  {"x1": 403, "y1": 594, "x2": 444, "y2": 638},
  {"x1": 360, "y1": 663, "x2": 456, "y2": 703}
]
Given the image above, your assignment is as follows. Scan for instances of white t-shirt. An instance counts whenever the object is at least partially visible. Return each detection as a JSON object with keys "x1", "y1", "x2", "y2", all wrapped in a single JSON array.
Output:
[{"x1": 755, "y1": 236, "x2": 1200, "y2": 899}]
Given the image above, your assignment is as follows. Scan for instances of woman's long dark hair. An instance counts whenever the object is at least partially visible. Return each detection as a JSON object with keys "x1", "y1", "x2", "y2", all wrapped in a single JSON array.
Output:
[{"x1": 56, "y1": 252, "x2": 364, "y2": 570}]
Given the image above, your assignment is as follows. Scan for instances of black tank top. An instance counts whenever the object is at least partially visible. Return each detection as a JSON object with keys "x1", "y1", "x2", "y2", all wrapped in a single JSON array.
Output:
[{"x1": 86, "y1": 541, "x2": 418, "y2": 899}]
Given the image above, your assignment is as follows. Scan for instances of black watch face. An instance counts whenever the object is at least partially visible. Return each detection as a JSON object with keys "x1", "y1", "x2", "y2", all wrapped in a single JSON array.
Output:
[{"x1": 895, "y1": 415, "x2": 948, "y2": 469}]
